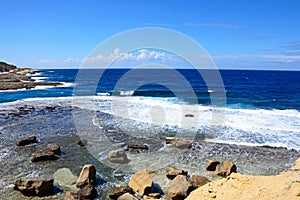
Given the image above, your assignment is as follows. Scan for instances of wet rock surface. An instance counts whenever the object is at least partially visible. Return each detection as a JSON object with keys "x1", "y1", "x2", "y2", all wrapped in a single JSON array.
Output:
[
  {"x1": 16, "y1": 136, "x2": 36, "y2": 146},
  {"x1": 13, "y1": 178, "x2": 54, "y2": 197}
]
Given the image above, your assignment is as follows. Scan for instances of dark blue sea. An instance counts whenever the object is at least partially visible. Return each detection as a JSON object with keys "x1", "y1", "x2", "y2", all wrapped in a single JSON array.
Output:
[
  {"x1": 1, "y1": 69, "x2": 299, "y2": 110},
  {"x1": 0, "y1": 69, "x2": 299, "y2": 150}
]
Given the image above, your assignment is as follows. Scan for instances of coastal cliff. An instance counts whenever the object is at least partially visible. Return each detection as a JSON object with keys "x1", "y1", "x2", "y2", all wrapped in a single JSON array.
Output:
[{"x1": 0, "y1": 61, "x2": 62, "y2": 90}]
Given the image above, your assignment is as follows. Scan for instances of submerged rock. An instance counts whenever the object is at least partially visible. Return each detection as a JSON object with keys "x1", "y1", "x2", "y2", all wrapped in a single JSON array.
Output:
[
  {"x1": 129, "y1": 169, "x2": 153, "y2": 195},
  {"x1": 16, "y1": 136, "x2": 36, "y2": 146},
  {"x1": 168, "y1": 175, "x2": 193, "y2": 200},
  {"x1": 108, "y1": 185, "x2": 134, "y2": 199},
  {"x1": 166, "y1": 166, "x2": 188, "y2": 180},
  {"x1": 31, "y1": 148, "x2": 56, "y2": 162},
  {"x1": 53, "y1": 168, "x2": 78, "y2": 189},
  {"x1": 185, "y1": 114, "x2": 194, "y2": 117},
  {"x1": 172, "y1": 140, "x2": 192, "y2": 149},
  {"x1": 108, "y1": 149, "x2": 129, "y2": 164},
  {"x1": 215, "y1": 161, "x2": 237, "y2": 177},
  {"x1": 13, "y1": 178, "x2": 54, "y2": 197},
  {"x1": 205, "y1": 160, "x2": 221, "y2": 171}
]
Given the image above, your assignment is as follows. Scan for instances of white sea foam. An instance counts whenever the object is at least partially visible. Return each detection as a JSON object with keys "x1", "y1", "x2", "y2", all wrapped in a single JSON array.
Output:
[
  {"x1": 119, "y1": 90, "x2": 134, "y2": 96},
  {"x1": 1, "y1": 95, "x2": 299, "y2": 150}
]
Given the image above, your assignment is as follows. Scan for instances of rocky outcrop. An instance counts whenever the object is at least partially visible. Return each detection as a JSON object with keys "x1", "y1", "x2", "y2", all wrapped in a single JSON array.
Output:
[
  {"x1": 108, "y1": 185, "x2": 134, "y2": 199},
  {"x1": 129, "y1": 169, "x2": 153, "y2": 195},
  {"x1": 108, "y1": 149, "x2": 129, "y2": 164},
  {"x1": 167, "y1": 175, "x2": 193, "y2": 200},
  {"x1": 215, "y1": 160, "x2": 237, "y2": 177},
  {"x1": 0, "y1": 61, "x2": 17, "y2": 72},
  {"x1": 117, "y1": 193, "x2": 139, "y2": 200},
  {"x1": 205, "y1": 160, "x2": 221, "y2": 171},
  {"x1": 13, "y1": 178, "x2": 54, "y2": 197},
  {"x1": 190, "y1": 175, "x2": 209, "y2": 188},
  {"x1": 166, "y1": 166, "x2": 188, "y2": 180},
  {"x1": 31, "y1": 148, "x2": 56, "y2": 162},
  {"x1": 16, "y1": 136, "x2": 36, "y2": 146}
]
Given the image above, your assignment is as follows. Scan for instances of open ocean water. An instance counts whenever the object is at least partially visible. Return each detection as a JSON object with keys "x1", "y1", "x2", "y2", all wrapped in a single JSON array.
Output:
[{"x1": 0, "y1": 68, "x2": 299, "y2": 199}]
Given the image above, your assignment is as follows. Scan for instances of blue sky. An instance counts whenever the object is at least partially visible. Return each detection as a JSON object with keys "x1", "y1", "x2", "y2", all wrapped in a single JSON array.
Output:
[{"x1": 0, "y1": 0, "x2": 300, "y2": 70}]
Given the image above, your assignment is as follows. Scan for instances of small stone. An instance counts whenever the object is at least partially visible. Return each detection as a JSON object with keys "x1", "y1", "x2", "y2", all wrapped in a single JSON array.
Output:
[
  {"x1": 46, "y1": 143, "x2": 61, "y2": 155},
  {"x1": 168, "y1": 175, "x2": 193, "y2": 200},
  {"x1": 143, "y1": 192, "x2": 161, "y2": 199},
  {"x1": 77, "y1": 184, "x2": 95, "y2": 199},
  {"x1": 16, "y1": 136, "x2": 36, "y2": 146},
  {"x1": 77, "y1": 140, "x2": 86, "y2": 147},
  {"x1": 185, "y1": 114, "x2": 194, "y2": 117},
  {"x1": 117, "y1": 193, "x2": 139, "y2": 200},
  {"x1": 215, "y1": 160, "x2": 237, "y2": 177},
  {"x1": 206, "y1": 160, "x2": 221, "y2": 171},
  {"x1": 108, "y1": 149, "x2": 129, "y2": 164},
  {"x1": 165, "y1": 137, "x2": 175, "y2": 144},
  {"x1": 166, "y1": 166, "x2": 188, "y2": 180},
  {"x1": 108, "y1": 185, "x2": 134, "y2": 199},
  {"x1": 129, "y1": 169, "x2": 153, "y2": 195},
  {"x1": 190, "y1": 175, "x2": 210, "y2": 188},
  {"x1": 31, "y1": 148, "x2": 56, "y2": 162},
  {"x1": 127, "y1": 143, "x2": 148, "y2": 150},
  {"x1": 13, "y1": 178, "x2": 54, "y2": 197}
]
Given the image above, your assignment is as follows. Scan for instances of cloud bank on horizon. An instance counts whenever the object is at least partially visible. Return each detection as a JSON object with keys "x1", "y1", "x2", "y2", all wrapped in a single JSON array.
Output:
[{"x1": 0, "y1": 0, "x2": 300, "y2": 70}]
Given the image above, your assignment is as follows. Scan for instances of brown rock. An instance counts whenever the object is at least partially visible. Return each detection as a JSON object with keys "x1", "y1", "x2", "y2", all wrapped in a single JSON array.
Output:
[
  {"x1": 76, "y1": 164, "x2": 96, "y2": 188},
  {"x1": 108, "y1": 149, "x2": 129, "y2": 164},
  {"x1": 31, "y1": 148, "x2": 56, "y2": 162},
  {"x1": 46, "y1": 143, "x2": 61, "y2": 155},
  {"x1": 13, "y1": 178, "x2": 54, "y2": 197},
  {"x1": 172, "y1": 140, "x2": 192, "y2": 149},
  {"x1": 205, "y1": 160, "x2": 221, "y2": 171},
  {"x1": 166, "y1": 166, "x2": 188, "y2": 180},
  {"x1": 16, "y1": 136, "x2": 36, "y2": 146},
  {"x1": 215, "y1": 160, "x2": 237, "y2": 177},
  {"x1": 127, "y1": 143, "x2": 148, "y2": 150},
  {"x1": 64, "y1": 191, "x2": 76, "y2": 200},
  {"x1": 190, "y1": 175, "x2": 209, "y2": 188},
  {"x1": 117, "y1": 193, "x2": 139, "y2": 200},
  {"x1": 168, "y1": 175, "x2": 193, "y2": 200},
  {"x1": 77, "y1": 184, "x2": 95, "y2": 199},
  {"x1": 129, "y1": 169, "x2": 153, "y2": 195},
  {"x1": 108, "y1": 185, "x2": 134, "y2": 199}
]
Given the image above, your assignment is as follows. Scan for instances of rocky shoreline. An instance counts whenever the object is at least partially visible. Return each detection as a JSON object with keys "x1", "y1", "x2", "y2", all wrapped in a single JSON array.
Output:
[
  {"x1": 0, "y1": 101, "x2": 299, "y2": 200},
  {"x1": 0, "y1": 64, "x2": 62, "y2": 90}
]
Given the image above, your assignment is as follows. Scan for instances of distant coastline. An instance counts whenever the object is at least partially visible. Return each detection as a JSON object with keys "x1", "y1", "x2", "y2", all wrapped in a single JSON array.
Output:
[{"x1": 0, "y1": 61, "x2": 62, "y2": 91}]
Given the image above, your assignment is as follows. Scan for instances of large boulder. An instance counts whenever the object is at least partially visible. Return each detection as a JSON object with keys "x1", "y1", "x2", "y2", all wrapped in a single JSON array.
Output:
[
  {"x1": 108, "y1": 149, "x2": 129, "y2": 164},
  {"x1": 76, "y1": 164, "x2": 96, "y2": 188},
  {"x1": 46, "y1": 143, "x2": 61, "y2": 155},
  {"x1": 215, "y1": 160, "x2": 237, "y2": 177},
  {"x1": 13, "y1": 178, "x2": 54, "y2": 197},
  {"x1": 129, "y1": 169, "x2": 153, "y2": 195},
  {"x1": 31, "y1": 148, "x2": 56, "y2": 162},
  {"x1": 16, "y1": 136, "x2": 36, "y2": 146},
  {"x1": 190, "y1": 175, "x2": 210, "y2": 188},
  {"x1": 166, "y1": 166, "x2": 188, "y2": 180},
  {"x1": 168, "y1": 175, "x2": 193, "y2": 200},
  {"x1": 205, "y1": 160, "x2": 220, "y2": 171},
  {"x1": 117, "y1": 193, "x2": 139, "y2": 200},
  {"x1": 108, "y1": 185, "x2": 134, "y2": 199}
]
